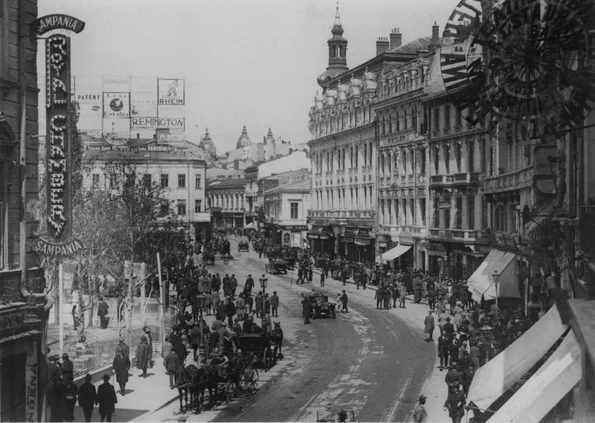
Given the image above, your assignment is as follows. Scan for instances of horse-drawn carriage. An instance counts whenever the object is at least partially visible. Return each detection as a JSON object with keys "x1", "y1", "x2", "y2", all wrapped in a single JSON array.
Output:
[
  {"x1": 265, "y1": 258, "x2": 289, "y2": 275},
  {"x1": 174, "y1": 352, "x2": 259, "y2": 414},
  {"x1": 238, "y1": 240, "x2": 250, "y2": 252},
  {"x1": 237, "y1": 333, "x2": 273, "y2": 371}
]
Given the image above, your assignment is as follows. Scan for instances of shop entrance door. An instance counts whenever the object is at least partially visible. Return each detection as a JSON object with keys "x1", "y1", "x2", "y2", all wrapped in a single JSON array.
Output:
[{"x1": 0, "y1": 352, "x2": 26, "y2": 422}]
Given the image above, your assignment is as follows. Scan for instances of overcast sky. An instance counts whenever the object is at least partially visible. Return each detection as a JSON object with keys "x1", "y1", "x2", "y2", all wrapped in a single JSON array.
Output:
[{"x1": 39, "y1": 0, "x2": 459, "y2": 153}]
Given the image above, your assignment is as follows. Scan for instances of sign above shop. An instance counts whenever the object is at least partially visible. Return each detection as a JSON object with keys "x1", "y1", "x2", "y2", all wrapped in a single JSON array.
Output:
[{"x1": 31, "y1": 14, "x2": 86, "y2": 35}]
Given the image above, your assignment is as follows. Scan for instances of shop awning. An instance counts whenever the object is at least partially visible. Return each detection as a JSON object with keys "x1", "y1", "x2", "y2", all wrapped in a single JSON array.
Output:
[
  {"x1": 379, "y1": 245, "x2": 411, "y2": 262},
  {"x1": 487, "y1": 330, "x2": 581, "y2": 422},
  {"x1": 319, "y1": 232, "x2": 331, "y2": 240},
  {"x1": 307, "y1": 234, "x2": 319, "y2": 239},
  {"x1": 467, "y1": 249, "x2": 520, "y2": 302},
  {"x1": 467, "y1": 304, "x2": 567, "y2": 413}
]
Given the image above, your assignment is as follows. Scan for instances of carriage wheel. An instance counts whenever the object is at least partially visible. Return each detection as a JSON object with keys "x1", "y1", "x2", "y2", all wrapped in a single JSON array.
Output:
[
  {"x1": 248, "y1": 368, "x2": 259, "y2": 394},
  {"x1": 224, "y1": 380, "x2": 235, "y2": 403},
  {"x1": 262, "y1": 348, "x2": 270, "y2": 372}
]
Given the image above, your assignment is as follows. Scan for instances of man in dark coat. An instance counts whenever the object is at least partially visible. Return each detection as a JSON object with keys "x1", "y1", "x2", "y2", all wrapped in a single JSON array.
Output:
[
  {"x1": 244, "y1": 274, "x2": 254, "y2": 295},
  {"x1": 136, "y1": 335, "x2": 150, "y2": 377},
  {"x1": 59, "y1": 374, "x2": 78, "y2": 422},
  {"x1": 270, "y1": 291, "x2": 280, "y2": 317},
  {"x1": 96, "y1": 374, "x2": 117, "y2": 422},
  {"x1": 443, "y1": 317, "x2": 455, "y2": 341},
  {"x1": 443, "y1": 384, "x2": 466, "y2": 423},
  {"x1": 340, "y1": 290, "x2": 349, "y2": 313},
  {"x1": 61, "y1": 353, "x2": 74, "y2": 379},
  {"x1": 302, "y1": 296, "x2": 312, "y2": 324},
  {"x1": 46, "y1": 354, "x2": 63, "y2": 422},
  {"x1": 115, "y1": 337, "x2": 130, "y2": 361},
  {"x1": 112, "y1": 351, "x2": 130, "y2": 395},
  {"x1": 98, "y1": 297, "x2": 109, "y2": 329},
  {"x1": 78, "y1": 374, "x2": 97, "y2": 422},
  {"x1": 225, "y1": 296, "x2": 236, "y2": 326}
]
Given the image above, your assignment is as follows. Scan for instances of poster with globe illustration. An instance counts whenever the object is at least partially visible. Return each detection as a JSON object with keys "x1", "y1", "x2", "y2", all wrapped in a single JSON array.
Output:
[{"x1": 103, "y1": 92, "x2": 130, "y2": 118}]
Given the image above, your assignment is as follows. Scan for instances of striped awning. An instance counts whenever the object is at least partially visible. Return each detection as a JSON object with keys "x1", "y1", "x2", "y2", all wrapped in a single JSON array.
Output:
[
  {"x1": 467, "y1": 249, "x2": 521, "y2": 302},
  {"x1": 468, "y1": 304, "x2": 567, "y2": 414}
]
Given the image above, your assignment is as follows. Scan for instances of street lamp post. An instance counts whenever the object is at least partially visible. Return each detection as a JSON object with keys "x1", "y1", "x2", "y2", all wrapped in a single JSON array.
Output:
[
  {"x1": 260, "y1": 275, "x2": 268, "y2": 329},
  {"x1": 493, "y1": 270, "x2": 500, "y2": 310}
]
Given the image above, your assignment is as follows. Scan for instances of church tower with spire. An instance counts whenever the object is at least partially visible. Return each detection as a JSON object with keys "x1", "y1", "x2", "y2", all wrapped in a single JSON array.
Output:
[
  {"x1": 198, "y1": 127, "x2": 217, "y2": 157},
  {"x1": 317, "y1": 4, "x2": 348, "y2": 87}
]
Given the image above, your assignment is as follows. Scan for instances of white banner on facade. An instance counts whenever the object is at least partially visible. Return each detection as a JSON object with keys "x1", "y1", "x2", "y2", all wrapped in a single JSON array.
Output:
[
  {"x1": 102, "y1": 118, "x2": 130, "y2": 145},
  {"x1": 158, "y1": 104, "x2": 185, "y2": 118},
  {"x1": 102, "y1": 75, "x2": 130, "y2": 92},
  {"x1": 131, "y1": 77, "x2": 157, "y2": 117},
  {"x1": 158, "y1": 78, "x2": 185, "y2": 105},
  {"x1": 103, "y1": 92, "x2": 130, "y2": 118}
]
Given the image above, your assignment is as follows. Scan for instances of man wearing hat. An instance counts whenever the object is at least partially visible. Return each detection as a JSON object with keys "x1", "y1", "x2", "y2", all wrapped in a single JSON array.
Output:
[
  {"x1": 270, "y1": 291, "x2": 279, "y2": 317},
  {"x1": 60, "y1": 373, "x2": 78, "y2": 422},
  {"x1": 47, "y1": 354, "x2": 63, "y2": 422},
  {"x1": 413, "y1": 394, "x2": 428, "y2": 422},
  {"x1": 96, "y1": 374, "x2": 117, "y2": 422},
  {"x1": 337, "y1": 409, "x2": 348, "y2": 422},
  {"x1": 443, "y1": 317, "x2": 455, "y2": 341},
  {"x1": 78, "y1": 374, "x2": 97, "y2": 422},
  {"x1": 61, "y1": 352, "x2": 74, "y2": 378}
]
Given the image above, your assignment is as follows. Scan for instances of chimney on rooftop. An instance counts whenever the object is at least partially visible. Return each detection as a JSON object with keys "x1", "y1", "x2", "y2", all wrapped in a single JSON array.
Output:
[
  {"x1": 429, "y1": 21, "x2": 441, "y2": 52},
  {"x1": 376, "y1": 37, "x2": 389, "y2": 56},
  {"x1": 390, "y1": 28, "x2": 402, "y2": 50}
]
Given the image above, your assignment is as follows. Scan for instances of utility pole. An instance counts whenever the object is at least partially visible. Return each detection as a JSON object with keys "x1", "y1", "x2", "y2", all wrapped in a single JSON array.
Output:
[{"x1": 157, "y1": 253, "x2": 165, "y2": 351}]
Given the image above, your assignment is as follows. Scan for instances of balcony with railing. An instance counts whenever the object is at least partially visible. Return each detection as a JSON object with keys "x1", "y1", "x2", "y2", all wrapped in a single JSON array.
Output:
[
  {"x1": 452, "y1": 172, "x2": 480, "y2": 185},
  {"x1": 483, "y1": 165, "x2": 549, "y2": 194}
]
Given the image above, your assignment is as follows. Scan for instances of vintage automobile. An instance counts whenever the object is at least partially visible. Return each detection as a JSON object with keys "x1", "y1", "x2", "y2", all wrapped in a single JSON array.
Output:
[
  {"x1": 265, "y1": 259, "x2": 289, "y2": 275},
  {"x1": 238, "y1": 240, "x2": 250, "y2": 252},
  {"x1": 311, "y1": 294, "x2": 337, "y2": 319}
]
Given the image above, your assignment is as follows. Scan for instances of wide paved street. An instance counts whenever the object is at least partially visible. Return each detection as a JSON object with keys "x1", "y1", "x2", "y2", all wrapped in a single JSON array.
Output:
[{"x1": 146, "y1": 238, "x2": 435, "y2": 422}]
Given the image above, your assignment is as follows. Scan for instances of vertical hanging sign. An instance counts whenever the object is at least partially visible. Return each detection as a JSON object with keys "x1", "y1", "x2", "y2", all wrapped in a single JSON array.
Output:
[
  {"x1": 31, "y1": 15, "x2": 85, "y2": 256},
  {"x1": 45, "y1": 35, "x2": 71, "y2": 240}
]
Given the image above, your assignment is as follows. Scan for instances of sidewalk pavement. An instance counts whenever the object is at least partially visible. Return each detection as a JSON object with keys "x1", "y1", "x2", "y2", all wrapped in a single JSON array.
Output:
[{"x1": 69, "y1": 359, "x2": 179, "y2": 422}]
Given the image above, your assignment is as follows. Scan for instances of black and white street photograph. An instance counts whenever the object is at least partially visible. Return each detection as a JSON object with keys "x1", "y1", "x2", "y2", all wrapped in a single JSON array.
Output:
[{"x1": 1, "y1": 0, "x2": 595, "y2": 422}]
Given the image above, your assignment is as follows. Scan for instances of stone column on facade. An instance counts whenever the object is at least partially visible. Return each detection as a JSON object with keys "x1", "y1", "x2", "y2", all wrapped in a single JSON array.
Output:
[
  {"x1": 462, "y1": 194, "x2": 469, "y2": 230},
  {"x1": 450, "y1": 194, "x2": 456, "y2": 229}
]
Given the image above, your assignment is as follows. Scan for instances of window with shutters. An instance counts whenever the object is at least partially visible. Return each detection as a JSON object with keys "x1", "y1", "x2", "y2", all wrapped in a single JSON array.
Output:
[{"x1": 455, "y1": 197, "x2": 463, "y2": 229}]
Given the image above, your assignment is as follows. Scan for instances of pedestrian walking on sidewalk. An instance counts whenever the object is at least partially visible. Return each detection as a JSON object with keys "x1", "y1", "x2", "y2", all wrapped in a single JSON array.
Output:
[
  {"x1": 412, "y1": 394, "x2": 428, "y2": 422},
  {"x1": 424, "y1": 310, "x2": 435, "y2": 342},
  {"x1": 112, "y1": 351, "x2": 130, "y2": 395},
  {"x1": 136, "y1": 335, "x2": 150, "y2": 378},
  {"x1": 59, "y1": 374, "x2": 78, "y2": 422},
  {"x1": 320, "y1": 272, "x2": 325, "y2": 287},
  {"x1": 78, "y1": 374, "x2": 97, "y2": 422},
  {"x1": 98, "y1": 297, "x2": 109, "y2": 329},
  {"x1": 443, "y1": 385, "x2": 466, "y2": 423},
  {"x1": 115, "y1": 337, "x2": 130, "y2": 361},
  {"x1": 438, "y1": 333, "x2": 450, "y2": 370},
  {"x1": 96, "y1": 374, "x2": 117, "y2": 422},
  {"x1": 391, "y1": 285, "x2": 399, "y2": 308},
  {"x1": 165, "y1": 350, "x2": 180, "y2": 389}
]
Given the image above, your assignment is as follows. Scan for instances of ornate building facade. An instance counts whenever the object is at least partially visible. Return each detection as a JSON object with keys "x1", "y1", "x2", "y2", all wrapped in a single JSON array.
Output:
[
  {"x1": 206, "y1": 177, "x2": 247, "y2": 229},
  {"x1": 374, "y1": 36, "x2": 435, "y2": 271},
  {"x1": 308, "y1": 7, "x2": 437, "y2": 262}
]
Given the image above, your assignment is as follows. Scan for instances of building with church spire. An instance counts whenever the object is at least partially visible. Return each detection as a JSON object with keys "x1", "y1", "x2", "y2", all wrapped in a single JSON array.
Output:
[
  {"x1": 317, "y1": 4, "x2": 349, "y2": 87},
  {"x1": 236, "y1": 125, "x2": 253, "y2": 149},
  {"x1": 199, "y1": 127, "x2": 217, "y2": 158}
]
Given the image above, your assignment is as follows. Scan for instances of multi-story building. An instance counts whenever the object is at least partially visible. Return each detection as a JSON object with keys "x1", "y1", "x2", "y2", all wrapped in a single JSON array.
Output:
[
  {"x1": 374, "y1": 25, "x2": 440, "y2": 271},
  {"x1": 83, "y1": 147, "x2": 210, "y2": 241},
  {"x1": 0, "y1": 1, "x2": 50, "y2": 420},
  {"x1": 244, "y1": 151, "x2": 311, "y2": 225},
  {"x1": 308, "y1": 6, "x2": 437, "y2": 262},
  {"x1": 264, "y1": 177, "x2": 311, "y2": 248},
  {"x1": 206, "y1": 177, "x2": 247, "y2": 229}
]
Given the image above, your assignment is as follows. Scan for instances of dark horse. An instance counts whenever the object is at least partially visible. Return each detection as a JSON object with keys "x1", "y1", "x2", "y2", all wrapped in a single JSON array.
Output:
[
  {"x1": 271, "y1": 322, "x2": 284, "y2": 361},
  {"x1": 175, "y1": 364, "x2": 201, "y2": 413},
  {"x1": 195, "y1": 356, "x2": 241, "y2": 409}
]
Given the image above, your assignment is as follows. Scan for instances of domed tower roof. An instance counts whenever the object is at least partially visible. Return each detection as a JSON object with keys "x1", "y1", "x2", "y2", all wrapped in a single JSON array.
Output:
[
  {"x1": 317, "y1": 3, "x2": 348, "y2": 87},
  {"x1": 236, "y1": 125, "x2": 252, "y2": 149},
  {"x1": 264, "y1": 128, "x2": 275, "y2": 144},
  {"x1": 199, "y1": 127, "x2": 216, "y2": 156}
]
